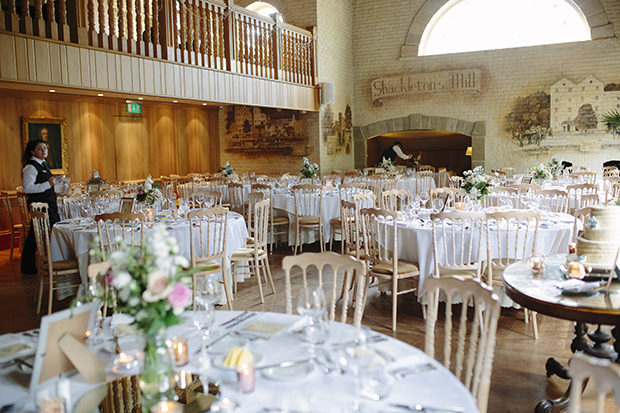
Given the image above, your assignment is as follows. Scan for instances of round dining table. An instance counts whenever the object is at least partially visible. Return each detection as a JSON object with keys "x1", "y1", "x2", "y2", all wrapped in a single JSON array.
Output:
[
  {"x1": 0, "y1": 311, "x2": 480, "y2": 413},
  {"x1": 49, "y1": 211, "x2": 250, "y2": 301},
  {"x1": 502, "y1": 254, "x2": 620, "y2": 413}
]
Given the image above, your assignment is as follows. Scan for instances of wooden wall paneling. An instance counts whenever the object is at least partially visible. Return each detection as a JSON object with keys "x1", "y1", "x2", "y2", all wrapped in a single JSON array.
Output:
[
  {"x1": 66, "y1": 46, "x2": 81, "y2": 86},
  {"x1": 49, "y1": 42, "x2": 61, "y2": 84},
  {"x1": 100, "y1": 103, "x2": 117, "y2": 180},
  {"x1": 132, "y1": 57, "x2": 141, "y2": 93},
  {"x1": 143, "y1": 59, "x2": 154, "y2": 94},
  {"x1": 0, "y1": 35, "x2": 17, "y2": 80},
  {"x1": 114, "y1": 115, "x2": 148, "y2": 180},
  {"x1": 14, "y1": 37, "x2": 29, "y2": 81},
  {"x1": 153, "y1": 60, "x2": 162, "y2": 96},
  {"x1": 33, "y1": 40, "x2": 51, "y2": 84},
  {"x1": 95, "y1": 50, "x2": 108, "y2": 89},
  {"x1": 120, "y1": 55, "x2": 132, "y2": 91},
  {"x1": 59, "y1": 44, "x2": 69, "y2": 86},
  {"x1": 79, "y1": 48, "x2": 91, "y2": 87}
]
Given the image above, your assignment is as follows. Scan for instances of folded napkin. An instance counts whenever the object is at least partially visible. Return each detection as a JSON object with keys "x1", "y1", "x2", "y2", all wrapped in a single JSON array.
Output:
[
  {"x1": 556, "y1": 279, "x2": 603, "y2": 294},
  {"x1": 110, "y1": 313, "x2": 135, "y2": 326}
]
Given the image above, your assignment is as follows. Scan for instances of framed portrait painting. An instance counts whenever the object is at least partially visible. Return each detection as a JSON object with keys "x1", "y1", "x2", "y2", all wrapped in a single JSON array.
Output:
[{"x1": 22, "y1": 116, "x2": 68, "y2": 175}]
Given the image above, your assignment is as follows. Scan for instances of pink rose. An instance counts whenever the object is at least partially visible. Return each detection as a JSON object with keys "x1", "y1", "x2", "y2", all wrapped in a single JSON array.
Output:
[
  {"x1": 142, "y1": 270, "x2": 173, "y2": 303},
  {"x1": 168, "y1": 283, "x2": 192, "y2": 314}
]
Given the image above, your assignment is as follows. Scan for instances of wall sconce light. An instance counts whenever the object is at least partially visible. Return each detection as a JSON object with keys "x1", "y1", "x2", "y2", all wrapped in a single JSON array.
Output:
[
  {"x1": 465, "y1": 146, "x2": 472, "y2": 156},
  {"x1": 319, "y1": 82, "x2": 335, "y2": 105}
]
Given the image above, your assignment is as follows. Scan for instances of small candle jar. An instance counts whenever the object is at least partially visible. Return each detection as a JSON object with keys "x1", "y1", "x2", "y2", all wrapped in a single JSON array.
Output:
[
  {"x1": 325, "y1": 180, "x2": 333, "y2": 194},
  {"x1": 150, "y1": 401, "x2": 183, "y2": 413},
  {"x1": 210, "y1": 397, "x2": 240, "y2": 413},
  {"x1": 455, "y1": 202, "x2": 466, "y2": 211},
  {"x1": 567, "y1": 261, "x2": 587, "y2": 279},
  {"x1": 36, "y1": 396, "x2": 66, "y2": 413},
  {"x1": 113, "y1": 352, "x2": 138, "y2": 371},
  {"x1": 237, "y1": 363, "x2": 255, "y2": 393},
  {"x1": 169, "y1": 337, "x2": 188, "y2": 367},
  {"x1": 528, "y1": 253, "x2": 548, "y2": 274},
  {"x1": 568, "y1": 242, "x2": 577, "y2": 255}
]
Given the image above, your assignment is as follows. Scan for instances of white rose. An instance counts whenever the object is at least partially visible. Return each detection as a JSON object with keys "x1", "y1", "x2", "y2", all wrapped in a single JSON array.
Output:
[
  {"x1": 135, "y1": 310, "x2": 149, "y2": 321},
  {"x1": 112, "y1": 271, "x2": 132, "y2": 289},
  {"x1": 128, "y1": 296, "x2": 140, "y2": 307}
]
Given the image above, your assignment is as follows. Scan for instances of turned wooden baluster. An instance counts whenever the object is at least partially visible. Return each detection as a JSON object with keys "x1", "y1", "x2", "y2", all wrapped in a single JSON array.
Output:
[
  {"x1": 97, "y1": 0, "x2": 107, "y2": 47},
  {"x1": 20, "y1": 0, "x2": 33, "y2": 35},
  {"x1": 55, "y1": 0, "x2": 69, "y2": 40},
  {"x1": 43, "y1": 0, "x2": 59, "y2": 40},
  {"x1": 179, "y1": 0, "x2": 187, "y2": 62},
  {"x1": 5, "y1": 0, "x2": 19, "y2": 32},
  {"x1": 152, "y1": 0, "x2": 160, "y2": 58},
  {"x1": 118, "y1": 0, "x2": 128, "y2": 52},
  {"x1": 199, "y1": 2, "x2": 207, "y2": 67},
  {"x1": 136, "y1": 0, "x2": 144, "y2": 55},
  {"x1": 187, "y1": 0, "x2": 195, "y2": 64},
  {"x1": 108, "y1": 0, "x2": 118, "y2": 50},
  {"x1": 87, "y1": 0, "x2": 96, "y2": 45},
  {"x1": 32, "y1": 0, "x2": 45, "y2": 37},
  {"x1": 127, "y1": 0, "x2": 136, "y2": 53},
  {"x1": 192, "y1": 0, "x2": 200, "y2": 65},
  {"x1": 143, "y1": 0, "x2": 151, "y2": 56}
]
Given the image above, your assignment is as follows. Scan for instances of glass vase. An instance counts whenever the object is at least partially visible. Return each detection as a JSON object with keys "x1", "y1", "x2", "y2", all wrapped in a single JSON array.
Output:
[{"x1": 139, "y1": 333, "x2": 175, "y2": 412}]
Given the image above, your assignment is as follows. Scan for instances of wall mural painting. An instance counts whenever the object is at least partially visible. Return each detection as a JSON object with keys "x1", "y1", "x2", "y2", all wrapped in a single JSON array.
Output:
[
  {"x1": 224, "y1": 106, "x2": 309, "y2": 156},
  {"x1": 322, "y1": 104, "x2": 352, "y2": 156},
  {"x1": 506, "y1": 76, "x2": 620, "y2": 151}
]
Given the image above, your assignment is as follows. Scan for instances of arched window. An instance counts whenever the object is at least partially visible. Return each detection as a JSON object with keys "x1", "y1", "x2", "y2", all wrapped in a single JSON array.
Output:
[
  {"x1": 246, "y1": 1, "x2": 279, "y2": 17},
  {"x1": 419, "y1": 0, "x2": 591, "y2": 56}
]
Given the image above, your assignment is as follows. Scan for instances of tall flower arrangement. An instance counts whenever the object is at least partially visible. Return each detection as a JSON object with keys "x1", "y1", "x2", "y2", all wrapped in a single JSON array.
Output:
[
  {"x1": 458, "y1": 166, "x2": 492, "y2": 202},
  {"x1": 136, "y1": 175, "x2": 163, "y2": 207},
  {"x1": 547, "y1": 158, "x2": 563, "y2": 179},
  {"x1": 533, "y1": 164, "x2": 551, "y2": 180},
  {"x1": 87, "y1": 169, "x2": 106, "y2": 186},
  {"x1": 300, "y1": 157, "x2": 319, "y2": 178},
  {"x1": 219, "y1": 161, "x2": 235, "y2": 177},
  {"x1": 378, "y1": 157, "x2": 396, "y2": 172}
]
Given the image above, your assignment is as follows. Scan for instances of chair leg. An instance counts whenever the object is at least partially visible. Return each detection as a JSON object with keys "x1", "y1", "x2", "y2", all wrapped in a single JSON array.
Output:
[
  {"x1": 294, "y1": 226, "x2": 299, "y2": 255},
  {"x1": 329, "y1": 225, "x2": 334, "y2": 251},
  {"x1": 232, "y1": 262, "x2": 238, "y2": 294},
  {"x1": 392, "y1": 277, "x2": 398, "y2": 331},
  {"x1": 263, "y1": 256, "x2": 275, "y2": 294},
  {"x1": 253, "y1": 258, "x2": 264, "y2": 304},
  {"x1": 531, "y1": 311, "x2": 539, "y2": 340},
  {"x1": 9, "y1": 230, "x2": 15, "y2": 260},
  {"x1": 48, "y1": 272, "x2": 54, "y2": 315},
  {"x1": 36, "y1": 271, "x2": 44, "y2": 314},
  {"x1": 221, "y1": 271, "x2": 234, "y2": 311}
]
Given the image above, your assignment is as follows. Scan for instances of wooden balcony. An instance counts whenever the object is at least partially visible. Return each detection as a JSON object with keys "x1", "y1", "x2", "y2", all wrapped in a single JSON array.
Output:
[{"x1": 0, "y1": 0, "x2": 317, "y2": 110}]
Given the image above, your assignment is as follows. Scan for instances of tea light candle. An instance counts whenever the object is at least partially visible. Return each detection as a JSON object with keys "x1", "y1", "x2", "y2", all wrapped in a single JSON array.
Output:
[
  {"x1": 325, "y1": 180, "x2": 333, "y2": 193},
  {"x1": 532, "y1": 258, "x2": 543, "y2": 270},
  {"x1": 170, "y1": 337, "x2": 188, "y2": 366},
  {"x1": 568, "y1": 242, "x2": 577, "y2": 255},
  {"x1": 455, "y1": 202, "x2": 466, "y2": 211},
  {"x1": 36, "y1": 396, "x2": 66, "y2": 413},
  {"x1": 237, "y1": 363, "x2": 255, "y2": 393},
  {"x1": 113, "y1": 352, "x2": 137, "y2": 370},
  {"x1": 150, "y1": 401, "x2": 183, "y2": 413},
  {"x1": 210, "y1": 397, "x2": 239, "y2": 413},
  {"x1": 567, "y1": 261, "x2": 586, "y2": 279}
]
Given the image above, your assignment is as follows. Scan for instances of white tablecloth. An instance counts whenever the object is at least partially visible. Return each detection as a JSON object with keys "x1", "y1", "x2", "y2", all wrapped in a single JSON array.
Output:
[
  {"x1": 394, "y1": 211, "x2": 575, "y2": 306},
  {"x1": 272, "y1": 191, "x2": 341, "y2": 246},
  {"x1": 0, "y1": 311, "x2": 479, "y2": 412},
  {"x1": 396, "y1": 178, "x2": 437, "y2": 195},
  {"x1": 50, "y1": 212, "x2": 249, "y2": 296}
]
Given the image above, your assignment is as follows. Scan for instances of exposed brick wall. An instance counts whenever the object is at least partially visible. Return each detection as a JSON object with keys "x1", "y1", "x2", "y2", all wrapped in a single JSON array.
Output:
[{"x1": 352, "y1": 0, "x2": 620, "y2": 173}]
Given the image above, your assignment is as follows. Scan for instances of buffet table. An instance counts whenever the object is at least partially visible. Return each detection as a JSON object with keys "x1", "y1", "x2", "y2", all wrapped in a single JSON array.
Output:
[{"x1": 0, "y1": 311, "x2": 479, "y2": 413}]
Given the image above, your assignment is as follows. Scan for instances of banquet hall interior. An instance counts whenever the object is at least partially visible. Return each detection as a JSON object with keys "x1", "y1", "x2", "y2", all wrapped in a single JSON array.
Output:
[{"x1": 2, "y1": 0, "x2": 620, "y2": 411}]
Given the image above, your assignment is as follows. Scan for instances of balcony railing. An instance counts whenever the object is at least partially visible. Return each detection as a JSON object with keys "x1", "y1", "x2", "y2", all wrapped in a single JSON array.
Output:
[{"x1": 0, "y1": 0, "x2": 316, "y2": 86}]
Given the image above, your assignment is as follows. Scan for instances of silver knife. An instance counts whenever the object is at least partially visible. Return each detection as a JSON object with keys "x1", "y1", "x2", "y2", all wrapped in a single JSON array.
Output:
[
  {"x1": 219, "y1": 311, "x2": 249, "y2": 327},
  {"x1": 255, "y1": 358, "x2": 312, "y2": 371},
  {"x1": 226, "y1": 312, "x2": 257, "y2": 329},
  {"x1": 391, "y1": 403, "x2": 465, "y2": 413}
]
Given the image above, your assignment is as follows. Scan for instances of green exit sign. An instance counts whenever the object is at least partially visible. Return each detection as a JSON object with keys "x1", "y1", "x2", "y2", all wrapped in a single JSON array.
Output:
[{"x1": 126, "y1": 102, "x2": 142, "y2": 113}]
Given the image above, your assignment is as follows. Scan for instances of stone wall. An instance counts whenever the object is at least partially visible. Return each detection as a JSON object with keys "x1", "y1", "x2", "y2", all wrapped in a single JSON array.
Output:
[{"x1": 352, "y1": 0, "x2": 620, "y2": 173}]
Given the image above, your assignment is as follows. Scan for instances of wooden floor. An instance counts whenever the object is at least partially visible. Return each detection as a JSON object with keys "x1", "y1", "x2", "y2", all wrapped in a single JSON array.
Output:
[{"x1": 1, "y1": 242, "x2": 614, "y2": 413}]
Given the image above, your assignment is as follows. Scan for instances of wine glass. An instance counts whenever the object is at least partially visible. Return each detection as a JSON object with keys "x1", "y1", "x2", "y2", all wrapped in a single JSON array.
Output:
[
  {"x1": 167, "y1": 188, "x2": 178, "y2": 211},
  {"x1": 296, "y1": 286, "x2": 328, "y2": 354},
  {"x1": 193, "y1": 274, "x2": 223, "y2": 347},
  {"x1": 196, "y1": 193, "x2": 206, "y2": 210},
  {"x1": 419, "y1": 191, "x2": 430, "y2": 209},
  {"x1": 178, "y1": 198, "x2": 189, "y2": 218}
]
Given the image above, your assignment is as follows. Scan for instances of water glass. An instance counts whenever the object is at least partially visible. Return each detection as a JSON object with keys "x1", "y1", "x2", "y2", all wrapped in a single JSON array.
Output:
[{"x1": 178, "y1": 198, "x2": 189, "y2": 217}]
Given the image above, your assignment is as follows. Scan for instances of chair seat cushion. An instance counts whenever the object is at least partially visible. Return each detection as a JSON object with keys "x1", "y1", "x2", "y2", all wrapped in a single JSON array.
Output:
[
  {"x1": 437, "y1": 267, "x2": 478, "y2": 279},
  {"x1": 330, "y1": 217, "x2": 341, "y2": 225},
  {"x1": 245, "y1": 237, "x2": 255, "y2": 245},
  {"x1": 232, "y1": 248, "x2": 267, "y2": 259},
  {"x1": 42, "y1": 259, "x2": 79, "y2": 272},
  {"x1": 299, "y1": 218, "x2": 324, "y2": 226},
  {"x1": 271, "y1": 217, "x2": 289, "y2": 224},
  {"x1": 195, "y1": 260, "x2": 221, "y2": 272},
  {"x1": 346, "y1": 250, "x2": 366, "y2": 260},
  {"x1": 371, "y1": 260, "x2": 419, "y2": 276}
]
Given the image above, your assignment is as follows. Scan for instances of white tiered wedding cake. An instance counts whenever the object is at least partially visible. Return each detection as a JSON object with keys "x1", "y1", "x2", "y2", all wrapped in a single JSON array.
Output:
[{"x1": 576, "y1": 205, "x2": 620, "y2": 267}]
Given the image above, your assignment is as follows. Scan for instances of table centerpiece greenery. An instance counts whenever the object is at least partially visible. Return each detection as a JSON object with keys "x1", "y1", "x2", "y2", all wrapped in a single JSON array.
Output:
[
  {"x1": 300, "y1": 157, "x2": 319, "y2": 178},
  {"x1": 458, "y1": 166, "x2": 492, "y2": 203},
  {"x1": 87, "y1": 169, "x2": 106, "y2": 186},
  {"x1": 136, "y1": 175, "x2": 163, "y2": 208},
  {"x1": 219, "y1": 161, "x2": 235, "y2": 177},
  {"x1": 533, "y1": 163, "x2": 551, "y2": 181},
  {"x1": 378, "y1": 157, "x2": 396, "y2": 172}
]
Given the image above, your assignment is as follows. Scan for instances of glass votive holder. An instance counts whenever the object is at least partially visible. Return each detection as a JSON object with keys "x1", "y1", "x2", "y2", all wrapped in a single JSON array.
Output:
[
  {"x1": 36, "y1": 396, "x2": 66, "y2": 413},
  {"x1": 361, "y1": 368, "x2": 395, "y2": 401},
  {"x1": 455, "y1": 202, "x2": 466, "y2": 211},
  {"x1": 150, "y1": 400, "x2": 183, "y2": 413},
  {"x1": 566, "y1": 261, "x2": 587, "y2": 279},
  {"x1": 528, "y1": 253, "x2": 548, "y2": 274},
  {"x1": 113, "y1": 352, "x2": 138, "y2": 372},
  {"x1": 209, "y1": 397, "x2": 240, "y2": 412},
  {"x1": 237, "y1": 363, "x2": 255, "y2": 393},
  {"x1": 168, "y1": 337, "x2": 189, "y2": 367}
]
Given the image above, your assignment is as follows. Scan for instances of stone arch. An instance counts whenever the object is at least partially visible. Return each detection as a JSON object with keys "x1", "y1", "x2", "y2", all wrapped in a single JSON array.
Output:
[
  {"x1": 235, "y1": 0, "x2": 291, "y2": 23},
  {"x1": 400, "y1": 0, "x2": 614, "y2": 59},
  {"x1": 353, "y1": 114, "x2": 486, "y2": 169}
]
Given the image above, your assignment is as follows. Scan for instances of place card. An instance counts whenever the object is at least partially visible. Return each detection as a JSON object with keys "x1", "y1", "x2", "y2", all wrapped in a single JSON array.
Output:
[{"x1": 243, "y1": 322, "x2": 287, "y2": 334}]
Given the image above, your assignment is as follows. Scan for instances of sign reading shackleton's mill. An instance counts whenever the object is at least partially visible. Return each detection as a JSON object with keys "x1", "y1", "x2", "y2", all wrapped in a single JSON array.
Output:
[{"x1": 370, "y1": 69, "x2": 481, "y2": 106}]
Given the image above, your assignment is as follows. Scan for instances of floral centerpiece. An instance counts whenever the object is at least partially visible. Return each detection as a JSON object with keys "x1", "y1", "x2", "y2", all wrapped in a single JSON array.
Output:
[
  {"x1": 458, "y1": 166, "x2": 492, "y2": 203},
  {"x1": 136, "y1": 175, "x2": 163, "y2": 207},
  {"x1": 547, "y1": 158, "x2": 563, "y2": 179},
  {"x1": 87, "y1": 169, "x2": 106, "y2": 186},
  {"x1": 378, "y1": 157, "x2": 396, "y2": 172},
  {"x1": 411, "y1": 154, "x2": 421, "y2": 167},
  {"x1": 95, "y1": 225, "x2": 195, "y2": 404},
  {"x1": 219, "y1": 161, "x2": 235, "y2": 177},
  {"x1": 533, "y1": 164, "x2": 551, "y2": 180},
  {"x1": 300, "y1": 157, "x2": 319, "y2": 178}
]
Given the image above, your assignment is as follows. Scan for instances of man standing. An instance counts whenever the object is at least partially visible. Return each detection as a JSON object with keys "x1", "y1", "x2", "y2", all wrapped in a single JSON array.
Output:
[{"x1": 381, "y1": 141, "x2": 411, "y2": 163}]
